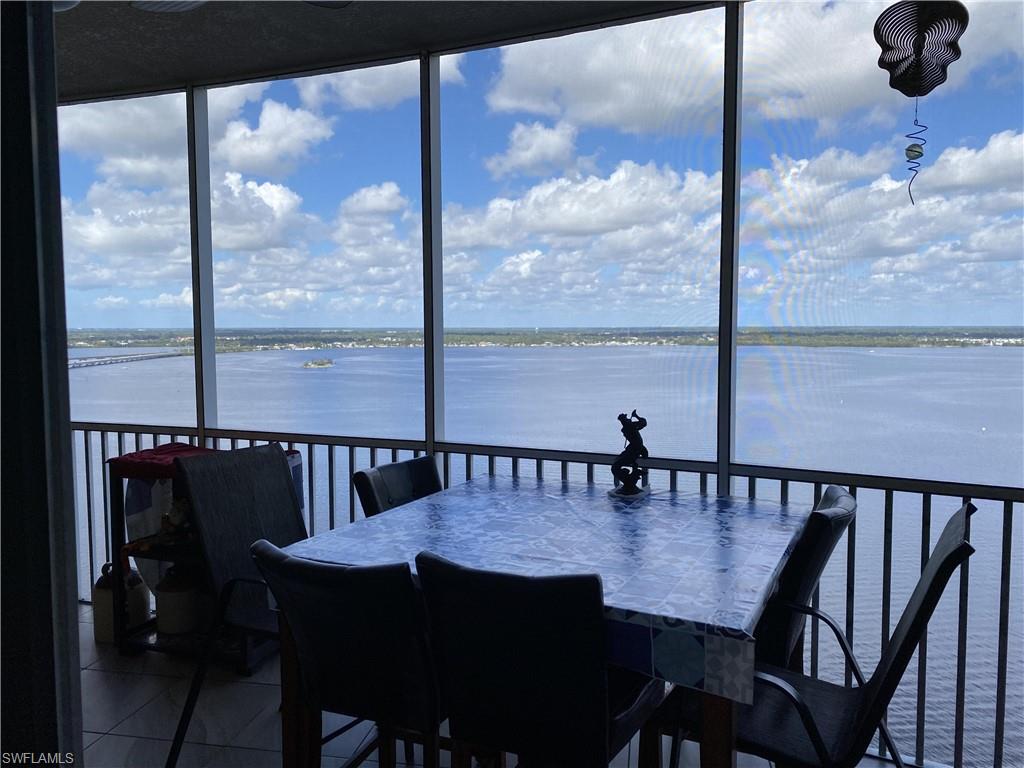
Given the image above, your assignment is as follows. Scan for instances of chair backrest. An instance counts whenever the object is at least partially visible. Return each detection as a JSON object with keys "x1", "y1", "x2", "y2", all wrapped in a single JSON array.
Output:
[
  {"x1": 353, "y1": 455, "x2": 442, "y2": 518},
  {"x1": 415, "y1": 551, "x2": 610, "y2": 767},
  {"x1": 845, "y1": 502, "x2": 975, "y2": 760},
  {"x1": 251, "y1": 540, "x2": 441, "y2": 732},
  {"x1": 174, "y1": 443, "x2": 307, "y2": 631},
  {"x1": 755, "y1": 485, "x2": 856, "y2": 665}
]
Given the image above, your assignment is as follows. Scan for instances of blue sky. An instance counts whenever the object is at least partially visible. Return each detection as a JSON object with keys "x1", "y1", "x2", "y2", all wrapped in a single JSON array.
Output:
[{"x1": 58, "y1": 2, "x2": 1024, "y2": 329}]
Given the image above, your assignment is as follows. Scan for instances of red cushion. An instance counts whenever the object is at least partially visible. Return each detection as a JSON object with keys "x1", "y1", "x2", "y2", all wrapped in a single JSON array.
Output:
[{"x1": 106, "y1": 442, "x2": 214, "y2": 479}]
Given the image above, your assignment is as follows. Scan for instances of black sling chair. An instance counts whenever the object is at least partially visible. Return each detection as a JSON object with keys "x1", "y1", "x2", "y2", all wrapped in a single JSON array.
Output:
[
  {"x1": 657, "y1": 502, "x2": 975, "y2": 768},
  {"x1": 252, "y1": 539, "x2": 444, "y2": 768},
  {"x1": 353, "y1": 455, "x2": 442, "y2": 518},
  {"x1": 164, "y1": 444, "x2": 307, "y2": 768}
]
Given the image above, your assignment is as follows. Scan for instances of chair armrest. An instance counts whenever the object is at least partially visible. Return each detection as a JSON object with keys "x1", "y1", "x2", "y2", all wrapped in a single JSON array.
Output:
[
  {"x1": 753, "y1": 671, "x2": 830, "y2": 766},
  {"x1": 775, "y1": 601, "x2": 867, "y2": 686},
  {"x1": 773, "y1": 602, "x2": 906, "y2": 767}
]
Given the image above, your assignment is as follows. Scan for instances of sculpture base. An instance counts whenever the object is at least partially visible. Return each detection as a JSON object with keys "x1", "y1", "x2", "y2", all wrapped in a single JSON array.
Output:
[{"x1": 608, "y1": 486, "x2": 651, "y2": 499}]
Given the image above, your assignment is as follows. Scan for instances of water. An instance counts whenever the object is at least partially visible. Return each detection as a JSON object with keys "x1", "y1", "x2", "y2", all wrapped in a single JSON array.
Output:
[{"x1": 68, "y1": 345, "x2": 1023, "y2": 766}]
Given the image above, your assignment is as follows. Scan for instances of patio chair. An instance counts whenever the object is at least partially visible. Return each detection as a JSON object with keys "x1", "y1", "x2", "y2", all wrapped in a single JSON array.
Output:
[
  {"x1": 353, "y1": 455, "x2": 442, "y2": 518},
  {"x1": 665, "y1": 485, "x2": 861, "y2": 767},
  {"x1": 165, "y1": 443, "x2": 308, "y2": 768},
  {"x1": 251, "y1": 540, "x2": 444, "y2": 768},
  {"x1": 757, "y1": 484, "x2": 857, "y2": 670},
  {"x1": 353, "y1": 454, "x2": 442, "y2": 763},
  {"x1": 415, "y1": 551, "x2": 666, "y2": 768},
  {"x1": 657, "y1": 501, "x2": 975, "y2": 768}
]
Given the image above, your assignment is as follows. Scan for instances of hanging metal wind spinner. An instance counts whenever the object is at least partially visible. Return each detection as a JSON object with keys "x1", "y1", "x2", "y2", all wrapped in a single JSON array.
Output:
[{"x1": 873, "y1": 1, "x2": 970, "y2": 204}]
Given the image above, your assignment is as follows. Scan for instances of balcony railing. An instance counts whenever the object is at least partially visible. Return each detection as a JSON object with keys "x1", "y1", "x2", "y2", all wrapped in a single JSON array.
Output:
[{"x1": 70, "y1": 420, "x2": 1022, "y2": 768}]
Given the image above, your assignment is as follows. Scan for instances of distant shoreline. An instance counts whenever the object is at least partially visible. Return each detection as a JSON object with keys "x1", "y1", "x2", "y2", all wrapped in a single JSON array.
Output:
[{"x1": 67, "y1": 327, "x2": 1024, "y2": 352}]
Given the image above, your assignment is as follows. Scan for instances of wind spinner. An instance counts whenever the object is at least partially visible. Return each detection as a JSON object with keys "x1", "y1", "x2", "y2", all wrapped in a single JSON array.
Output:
[{"x1": 873, "y1": 1, "x2": 970, "y2": 204}]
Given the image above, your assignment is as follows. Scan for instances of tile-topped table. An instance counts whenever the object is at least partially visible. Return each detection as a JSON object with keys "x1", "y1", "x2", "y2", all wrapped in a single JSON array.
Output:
[{"x1": 282, "y1": 476, "x2": 811, "y2": 767}]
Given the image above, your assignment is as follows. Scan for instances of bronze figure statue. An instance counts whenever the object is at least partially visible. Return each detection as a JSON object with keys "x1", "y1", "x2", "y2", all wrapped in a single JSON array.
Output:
[{"x1": 610, "y1": 410, "x2": 648, "y2": 496}]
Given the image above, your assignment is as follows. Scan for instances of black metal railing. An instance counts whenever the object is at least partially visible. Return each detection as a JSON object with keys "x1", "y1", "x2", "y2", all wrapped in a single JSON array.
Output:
[{"x1": 71, "y1": 421, "x2": 1022, "y2": 768}]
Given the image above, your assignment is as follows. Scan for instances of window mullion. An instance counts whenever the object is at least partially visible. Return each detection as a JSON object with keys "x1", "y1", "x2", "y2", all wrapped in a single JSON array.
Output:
[
  {"x1": 717, "y1": 2, "x2": 743, "y2": 495},
  {"x1": 186, "y1": 85, "x2": 218, "y2": 442},
  {"x1": 420, "y1": 55, "x2": 445, "y2": 456}
]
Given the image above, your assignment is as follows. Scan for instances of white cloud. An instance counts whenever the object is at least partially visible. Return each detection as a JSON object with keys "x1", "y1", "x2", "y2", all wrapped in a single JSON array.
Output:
[
  {"x1": 209, "y1": 179, "x2": 424, "y2": 320},
  {"x1": 207, "y1": 82, "x2": 269, "y2": 138},
  {"x1": 66, "y1": 263, "x2": 118, "y2": 290},
  {"x1": 296, "y1": 56, "x2": 465, "y2": 111},
  {"x1": 444, "y1": 251, "x2": 479, "y2": 277},
  {"x1": 218, "y1": 287, "x2": 319, "y2": 312},
  {"x1": 442, "y1": 251, "x2": 481, "y2": 305},
  {"x1": 57, "y1": 42, "x2": 1023, "y2": 327},
  {"x1": 58, "y1": 93, "x2": 184, "y2": 159},
  {"x1": 94, "y1": 156, "x2": 187, "y2": 188},
  {"x1": 60, "y1": 180, "x2": 193, "y2": 296},
  {"x1": 58, "y1": 86, "x2": 428, "y2": 324},
  {"x1": 214, "y1": 100, "x2": 333, "y2": 177},
  {"x1": 733, "y1": 131, "x2": 1023, "y2": 320},
  {"x1": 212, "y1": 172, "x2": 320, "y2": 252},
  {"x1": 482, "y1": 249, "x2": 602, "y2": 299},
  {"x1": 485, "y1": 121, "x2": 578, "y2": 179},
  {"x1": 58, "y1": 93, "x2": 187, "y2": 187},
  {"x1": 926, "y1": 130, "x2": 1024, "y2": 194},
  {"x1": 488, "y1": 14, "x2": 723, "y2": 134},
  {"x1": 65, "y1": 182, "x2": 188, "y2": 255},
  {"x1": 141, "y1": 286, "x2": 193, "y2": 309},
  {"x1": 487, "y1": 3, "x2": 1023, "y2": 135},
  {"x1": 802, "y1": 145, "x2": 895, "y2": 184},
  {"x1": 94, "y1": 295, "x2": 130, "y2": 309},
  {"x1": 340, "y1": 181, "x2": 409, "y2": 217},
  {"x1": 440, "y1": 157, "x2": 725, "y2": 323},
  {"x1": 444, "y1": 160, "x2": 720, "y2": 248},
  {"x1": 437, "y1": 127, "x2": 1022, "y2": 324},
  {"x1": 326, "y1": 183, "x2": 422, "y2": 303}
]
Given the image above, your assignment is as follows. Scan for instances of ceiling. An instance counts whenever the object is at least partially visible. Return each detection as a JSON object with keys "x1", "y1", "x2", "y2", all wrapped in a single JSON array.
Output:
[{"x1": 55, "y1": 1, "x2": 710, "y2": 104}]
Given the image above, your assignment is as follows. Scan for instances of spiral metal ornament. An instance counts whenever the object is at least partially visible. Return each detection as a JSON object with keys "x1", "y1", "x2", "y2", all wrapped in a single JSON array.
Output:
[
  {"x1": 904, "y1": 99, "x2": 929, "y2": 205},
  {"x1": 874, "y1": 1, "x2": 969, "y2": 98}
]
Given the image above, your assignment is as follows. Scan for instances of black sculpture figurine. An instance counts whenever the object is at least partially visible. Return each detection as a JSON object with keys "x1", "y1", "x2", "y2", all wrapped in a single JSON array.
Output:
[{"x1": 610, "y1": 410, "x2": 648, "y2": 497}]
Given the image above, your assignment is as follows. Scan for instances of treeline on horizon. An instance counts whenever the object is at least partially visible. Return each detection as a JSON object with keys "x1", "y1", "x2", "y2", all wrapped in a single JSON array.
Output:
[{"x1": 67, "y1": 326, "x2": 1024, "y2": 351}]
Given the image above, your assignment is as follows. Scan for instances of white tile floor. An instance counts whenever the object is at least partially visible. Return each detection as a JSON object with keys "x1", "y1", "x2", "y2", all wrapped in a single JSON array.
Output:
[{"x1": 77, "y1": 604, "x2": 892, "y2": 768}]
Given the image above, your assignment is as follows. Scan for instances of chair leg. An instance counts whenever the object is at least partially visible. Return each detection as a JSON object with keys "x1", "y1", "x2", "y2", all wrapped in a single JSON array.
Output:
[
  {"x1": 787, "y1": 630, "x2": 805, "y2": 674},
  {"x1": 378, "y1": 726, "x2": 397, "y2": 768},
  {"x1": 422, "y1": 733, "x2": 440, "y2": 768},
  {"x1": 638, "y1": 718, "x2": 663, "y2": 768},
  {"x1": 404, "y1": 737, "x2": 416, "y2": 765},
  {"x1": 880, "y1": 720, "x2": 905, "y2": 768},
  {"x1": 477, "y1": 751, "x2": 505, "y2": 768},
  {"x1": 668, "y1": 727, "x2": 683, "y2": 768},
  {"x1": 164, "y1": 619, "x2": 221, "y2": 768},
  {"x1": 451, "y1": 742, "x2": 472, "y2": 768},
  {"x1": 238, "y1": 631, "x2": 252, "y2": 676}
]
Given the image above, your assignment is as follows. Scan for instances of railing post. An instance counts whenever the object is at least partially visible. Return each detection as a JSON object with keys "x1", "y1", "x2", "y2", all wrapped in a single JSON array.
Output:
[
  {"x1": 186, "y1": 85, "x2": 218, "y2": 444},
  {"x1": 717, "y1": 1, "x2": 742, "y2": 496},
  {"x1": 420, "y1": 54, "x2": 444, "y2": 466},
  {"x1": 993, "y1": 500, "x2": 1014, "y2": 768}
]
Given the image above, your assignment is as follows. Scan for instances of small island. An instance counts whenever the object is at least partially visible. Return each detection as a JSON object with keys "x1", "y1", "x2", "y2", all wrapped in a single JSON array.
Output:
[{"x1": 303, "y1": 358, "x2": 334, "y2": 369}]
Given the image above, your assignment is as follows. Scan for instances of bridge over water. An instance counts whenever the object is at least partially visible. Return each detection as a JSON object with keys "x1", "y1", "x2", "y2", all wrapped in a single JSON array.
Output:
[{"x1": 68, "y1": 351, "x2": 189, "y2": 369}]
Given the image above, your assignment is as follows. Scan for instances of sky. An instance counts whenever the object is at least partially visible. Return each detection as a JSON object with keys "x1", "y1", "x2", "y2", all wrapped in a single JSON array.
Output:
[{"x1": 58, "y1": 1, "x2": 1024, "y2": 329}]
